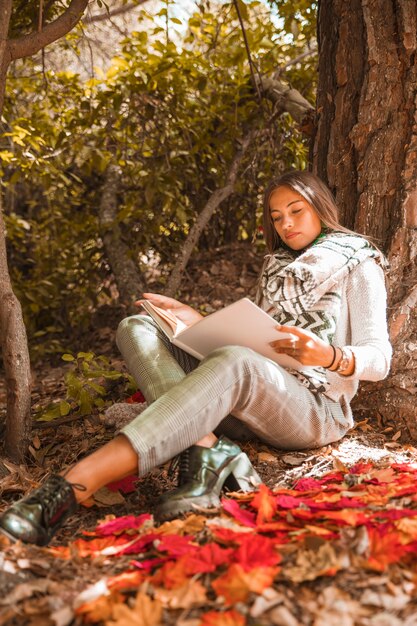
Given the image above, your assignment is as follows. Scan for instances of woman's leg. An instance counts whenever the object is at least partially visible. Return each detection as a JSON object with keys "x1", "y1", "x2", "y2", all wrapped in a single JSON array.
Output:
[
  {"x1": 116, "y1": 315, "x2": 255, "y2": 443},
  {"x1": 116, "y1": 315, "x2": 199, "y2": 403},
  {"x1": 0, "y1": 344, "x2": 349, "y2": 544},
  {"x1": 119, "y1": 345, "x2": 351, "y2": 477}
]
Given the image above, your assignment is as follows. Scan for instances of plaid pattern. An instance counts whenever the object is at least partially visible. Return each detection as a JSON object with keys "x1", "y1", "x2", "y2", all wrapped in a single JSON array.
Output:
[{"x1": 116, "y1": 316, "x2": 350, "y2": 476}]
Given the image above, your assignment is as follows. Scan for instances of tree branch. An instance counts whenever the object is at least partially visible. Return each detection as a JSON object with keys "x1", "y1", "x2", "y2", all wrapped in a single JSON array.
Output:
[
  {"x1": 165, "y1": 132, "x2": 256, "y2": 297},
  {"x1": 84, "y1": 1, "x2": 149, "y2": 24},
  {"x1": 258, "y1": 75, "x2": 314, "y2": 124},
  {"x1": 8, "y1": 0, "x2": 89, "y2": 61}
]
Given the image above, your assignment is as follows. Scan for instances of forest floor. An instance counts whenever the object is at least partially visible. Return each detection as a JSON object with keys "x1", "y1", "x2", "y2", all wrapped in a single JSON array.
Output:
[{"x1": 1, "y1": 243, "x2": 417, "y2": 626}]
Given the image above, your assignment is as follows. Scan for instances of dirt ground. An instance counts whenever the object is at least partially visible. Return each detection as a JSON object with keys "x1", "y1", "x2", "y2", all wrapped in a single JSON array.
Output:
[{"x1": 1, "y1": 243, "x2": 416, "y2": 625}]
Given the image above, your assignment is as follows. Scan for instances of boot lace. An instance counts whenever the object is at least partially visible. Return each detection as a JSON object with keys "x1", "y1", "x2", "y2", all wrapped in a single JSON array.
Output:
[
  {"x1": 25, "y1": 475, "x2": 76, "y2": 522},
  {"x1": 168, "y1": 449, "x2": 191, "y2": 487}
]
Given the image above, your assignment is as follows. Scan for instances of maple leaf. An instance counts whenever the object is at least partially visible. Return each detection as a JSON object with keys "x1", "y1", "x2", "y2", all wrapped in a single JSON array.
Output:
[
  {"x1": 153, "y1": 579, "x2": 207, "y2": 609},
  {"x1": 250, "y1": 484, "x2": 277, "y2": 524},
  {"x1": 94, "y1": 514, "x2": 152, "y2": 537},
  {"x1": 366, "y1": 467, "x2": 396, "y2": 484},
  {"x1": 106, "y1": 475, "x2": 139, "y2": 494},
  {"x1": 184, "y1": 542, "x2": 235, "y2": 574},
  {"x1": 366, "y1": 527, "x2": 410, "y2": 571},
  {"x1": 233, "y1": 534, "x2": 281, "y2": 570},
  {"x1": 275, "y1": 494, "x2": 304, "y2": 509},
  {"x1": 395, "y1": 516, "x2": 417, "y2": 543},
  {"x1": 211, "y1": 564, "x2": 278, "y2": 604},
  {"x1": 126, "y1": 391, "x2": 146, "y2": 403},
  {"x1": 153, "y1": 533, "x2": 197, "y2": 557},
  {"x1": 221, "y1": 498, "x2": 256, "y2": 527},
  {"x1": 293, "y1": 477, "x2": 323, "y2": 491},
  {"x1": 150, "y1": 558, "x2": 191, "y2": 589},
  {"x1": 155, "y1": 514, "x2": 207, "y2": 536},
  {"x1": 130, "y1": 557, "x2": 169, "y2": 572},
  {"x1": 318, "y1": 509, "x2": 368, "y2": 526},
  {"x1": 350, "y1": 463, "x2": 373, "y2": 474},
  {"x1": 200, "y1": 609, "x2": 246, "y2": 626},
  {"x1": 106, "y1": 588, "x2": 162, "y2": 626}
]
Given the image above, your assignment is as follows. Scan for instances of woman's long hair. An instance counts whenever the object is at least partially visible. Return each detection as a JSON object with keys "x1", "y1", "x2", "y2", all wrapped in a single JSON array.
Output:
[{"x1": 262, "y1": 170, "x2": 373, "y2": 254}]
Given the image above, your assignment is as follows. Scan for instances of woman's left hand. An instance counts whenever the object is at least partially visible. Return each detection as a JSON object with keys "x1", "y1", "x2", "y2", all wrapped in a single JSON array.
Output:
[{"x1": 269, "y1": 325, "x2": 334, "y2": 367}]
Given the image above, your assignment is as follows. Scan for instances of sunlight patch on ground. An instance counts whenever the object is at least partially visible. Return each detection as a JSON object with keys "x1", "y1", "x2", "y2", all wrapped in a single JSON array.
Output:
[{"x1": 333, "y1": 436, "x2": 417, "y2": 466}]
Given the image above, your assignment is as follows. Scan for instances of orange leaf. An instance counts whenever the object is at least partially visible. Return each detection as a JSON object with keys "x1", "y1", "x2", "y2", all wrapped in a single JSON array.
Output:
[
  {"x1": 75, "y1": 590, "x2": 124, "y2": 623},
  {"x1": 153, "y1": 579, "x2": 207, "y2": 609},
  {"x1": 108, "y1": 589, "x2": 163, "y2": 626},
  {"x1": 200, "y1": 609, "x2": 246, "y2": 626},
  {"x1": 211, "y1": 564, "x2": 278, "y2": 604},
  {"x1": 366, "y1": 528, "x2": 409, "y2": 571},
  {"x1": 150, "y1": 557, "x2": 190, "y2": 589},
  {"x1": 250, "y1": 484, "x2": 277, "y2": 524},
  {"x1": 107, "y1": 570, "x2": 144, "y2": 591}
]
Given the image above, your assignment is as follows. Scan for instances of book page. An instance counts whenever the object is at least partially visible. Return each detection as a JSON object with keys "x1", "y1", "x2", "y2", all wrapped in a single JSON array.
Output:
[{"x1": 137, "y1": 300, "x2": 187, "y2": 338}]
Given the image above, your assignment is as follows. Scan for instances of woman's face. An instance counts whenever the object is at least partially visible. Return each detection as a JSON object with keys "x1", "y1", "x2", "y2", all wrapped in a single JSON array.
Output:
[{"x1": 269, "y1": 185, "x2": 322, "y2": 250}]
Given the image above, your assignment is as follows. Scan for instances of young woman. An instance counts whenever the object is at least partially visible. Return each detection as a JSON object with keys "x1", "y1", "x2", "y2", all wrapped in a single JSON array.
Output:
[{"x1": 0, "y1": 170, "x2": 392, "y2": 546}]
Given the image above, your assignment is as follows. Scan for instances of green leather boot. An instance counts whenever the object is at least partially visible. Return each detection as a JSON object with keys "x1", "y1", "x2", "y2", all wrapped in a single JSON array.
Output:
[
  {"x1": 0, "y1": 474, "x2": 78, "y2": 546},
  {"x1": 155, "y1": 436, "x2": 262, "y2": 521}
]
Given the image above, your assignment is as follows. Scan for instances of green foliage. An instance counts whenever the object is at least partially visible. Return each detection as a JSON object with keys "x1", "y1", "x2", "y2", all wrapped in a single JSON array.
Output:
[
  {"x1": 1, "y1": 1, "x2": 315, "y2": 355},
  {"x1": 37, "y1": 352, "x2": 135, "y2": 421}
]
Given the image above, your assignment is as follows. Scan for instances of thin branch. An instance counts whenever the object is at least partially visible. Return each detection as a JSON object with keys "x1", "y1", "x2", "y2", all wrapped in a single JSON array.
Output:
[
  {"x1": 232, "y1": 0, "x2": 263, "y2": 103},
  {"x1": 84, "y1": 1, "x2": 149, "y2": 24},
  {"x1": 165, "y1": 132, "x2": 256, "y2": 297},
  {"x1": 274, "y1": 46, "x2": 318, "y2": 78}
]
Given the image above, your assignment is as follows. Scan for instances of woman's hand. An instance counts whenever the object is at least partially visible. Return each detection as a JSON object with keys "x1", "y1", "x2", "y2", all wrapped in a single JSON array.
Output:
[
  {"x1": 136, "y1": 293, "x2": 204, "y2": 327},
  {"x1": 269, "y1": 325, "x2": 334, "y2": 367}
]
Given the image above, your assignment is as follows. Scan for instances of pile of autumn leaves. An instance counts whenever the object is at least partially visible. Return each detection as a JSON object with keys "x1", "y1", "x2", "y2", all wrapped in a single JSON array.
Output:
[{"x1": 51, "y1": 462, "x2": 417, "y2": 625}]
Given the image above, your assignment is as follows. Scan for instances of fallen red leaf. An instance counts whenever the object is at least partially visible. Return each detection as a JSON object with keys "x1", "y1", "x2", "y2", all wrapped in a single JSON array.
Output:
[
  {"x1": 154, "y1": 533, "x2": 197, "y2": 556},
  {"x1": 183, "y1": 542, "x2": 235, "y2": 574},
  {"x1": 233, "y1": 534, "x2": 281, "y2": 570},
  {"x1": 221, "y1": 499, "x2": 257, "y2": 527},
  {"x1": 106, "y1": 474, "x2": 139, "y2": 494},
  {"x1": 93, "y1": 514, "x2": 152, "y2": 537},
  {"x1": 366, "y1": 527, "x2": 410, "y2": 571},
  {"x1": 126, "y1": 391, "x2": 146, "y2": 403}
]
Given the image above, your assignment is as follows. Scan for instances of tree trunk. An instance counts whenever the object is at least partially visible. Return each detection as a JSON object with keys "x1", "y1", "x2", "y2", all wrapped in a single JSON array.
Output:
[
  {"x1": 0, "y1": 192, "x2": 32, "y2": 461},
  {"x1": 314, "y1": 0, "x2": 417, "y2": 437},
  {"x1": 98, "y1": 164, "x2": 145, "y2": 311},
  {"x1": 0, "y1": 0, "x2": 89, "y2": 460}
]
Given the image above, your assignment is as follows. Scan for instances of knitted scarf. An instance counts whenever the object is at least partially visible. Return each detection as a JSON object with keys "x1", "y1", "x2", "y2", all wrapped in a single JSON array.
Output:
[{"x1": 258, "y1": 232, "x2": 384, "y2": 392}]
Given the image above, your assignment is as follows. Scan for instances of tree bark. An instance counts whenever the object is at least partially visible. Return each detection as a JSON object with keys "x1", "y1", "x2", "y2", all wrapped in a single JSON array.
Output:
[
  {"x1": 98, "y1": 164, "x2": 145, "y2": 311},
  {"x1": 165, "y1": 133, "x2": 254, "y2": 297},
  {"x1": 314, "y1": 0, "x2": 417, "y2": 436},
  {"x1": 0, "y1": 192, "x2": 31, "y2": 461}
]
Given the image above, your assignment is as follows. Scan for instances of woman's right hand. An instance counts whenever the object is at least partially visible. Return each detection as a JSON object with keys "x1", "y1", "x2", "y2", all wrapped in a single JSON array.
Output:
[{"x1": 136, "y1": 293, "x2": 204, "y2": 327}]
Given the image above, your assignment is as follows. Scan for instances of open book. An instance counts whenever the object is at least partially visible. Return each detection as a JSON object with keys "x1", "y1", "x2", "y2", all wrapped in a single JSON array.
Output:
[{"x1": 138, "y1": 297, "x2": 308, "y2": 371}]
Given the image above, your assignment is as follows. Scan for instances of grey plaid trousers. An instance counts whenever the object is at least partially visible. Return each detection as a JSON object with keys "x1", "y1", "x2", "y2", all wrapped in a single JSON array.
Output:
[{"x1": 116, "y1": 315, "x2": 352, "y2": 476}]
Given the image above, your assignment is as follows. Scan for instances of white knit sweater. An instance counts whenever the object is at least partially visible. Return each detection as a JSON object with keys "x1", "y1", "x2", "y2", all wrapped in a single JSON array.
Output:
[{"x1": 261, "y1": 256, "x2": 392, "y2": 416}]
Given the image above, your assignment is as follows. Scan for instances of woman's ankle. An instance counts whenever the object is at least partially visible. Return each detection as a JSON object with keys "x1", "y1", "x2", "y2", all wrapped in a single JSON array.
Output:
[{"x1": 195, "y1": 433, "x2": 218, "y2": 448}]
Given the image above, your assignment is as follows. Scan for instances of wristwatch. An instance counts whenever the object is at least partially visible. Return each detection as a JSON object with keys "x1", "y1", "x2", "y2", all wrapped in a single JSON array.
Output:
[{"x1": 336, "y1": 347, "x2": 353, "y2": 374}]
